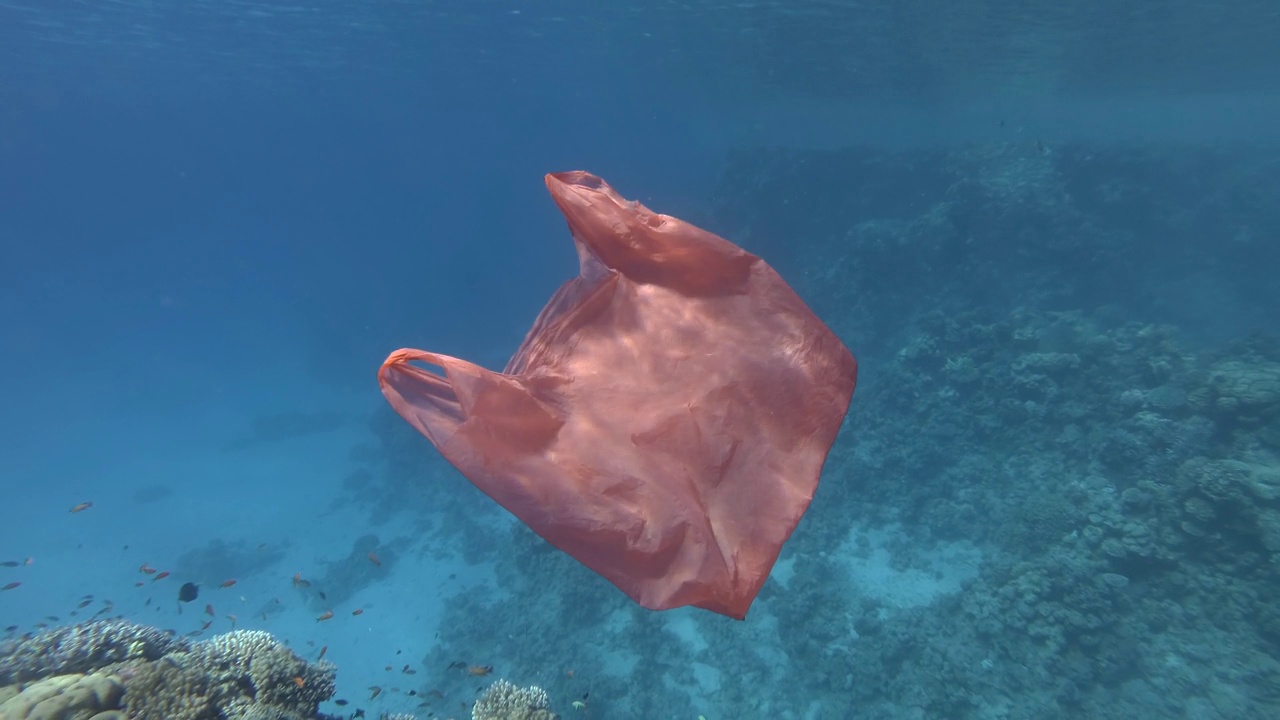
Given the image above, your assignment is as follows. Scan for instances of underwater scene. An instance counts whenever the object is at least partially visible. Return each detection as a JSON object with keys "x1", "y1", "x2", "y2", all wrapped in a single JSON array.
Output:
[{"x1": 2, "y1": 2, "x2": 1279, "y2": 719}]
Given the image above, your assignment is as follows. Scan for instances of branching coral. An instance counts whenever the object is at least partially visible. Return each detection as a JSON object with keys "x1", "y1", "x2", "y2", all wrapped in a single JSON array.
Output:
[
  {"x1": 121, "y1": 655, "x2": 218, "y2": 720},
  {"x1": 0, "y1": 620, "x2": 189, "y2": 685},
  {"x1": 472, "y1": 679, "x2": 558, "y2": 720},
  {"x1": 119, "y1": 629, "x2": 336, "y2": 720}
]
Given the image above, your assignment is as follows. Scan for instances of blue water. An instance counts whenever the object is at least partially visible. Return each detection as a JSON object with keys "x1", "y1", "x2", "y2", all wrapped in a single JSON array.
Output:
[{"x1": 3, "y1": 2, "x2": 1280, "y2": 719}]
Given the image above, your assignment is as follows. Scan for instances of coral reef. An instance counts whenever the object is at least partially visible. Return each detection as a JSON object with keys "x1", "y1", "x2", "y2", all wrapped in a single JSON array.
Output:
[
  {"x1": 0, "y1": 622, "x2": 333, "y2": 720},
  {"x1": 472, "y1": 679, "x2": 557, "y2": 720},
  {"x1": 0, "y1": 620, "x2": 188, "y2": 685}
]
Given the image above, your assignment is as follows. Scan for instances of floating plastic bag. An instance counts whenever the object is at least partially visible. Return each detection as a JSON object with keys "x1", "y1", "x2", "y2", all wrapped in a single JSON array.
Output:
[{"x1": 379, "y1": 171, "x2": 856, "y2": 618}]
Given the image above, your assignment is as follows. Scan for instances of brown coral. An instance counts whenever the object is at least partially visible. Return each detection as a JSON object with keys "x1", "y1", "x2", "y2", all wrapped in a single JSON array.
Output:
[
  {"x1": 121, "y1": 656, "x2": 218, "y2": 720},
  {"x1": 118, "y1": 630, "x2": 334, "y2": 720},
  {"x1": 0, "y1": 672, "x2": 124, "y2": 720}
]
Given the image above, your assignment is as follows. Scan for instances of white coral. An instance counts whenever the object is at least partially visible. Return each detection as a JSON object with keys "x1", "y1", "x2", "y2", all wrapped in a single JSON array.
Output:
[{"x1": 472, "y1": 679, "x2": 551, "y2": 720}]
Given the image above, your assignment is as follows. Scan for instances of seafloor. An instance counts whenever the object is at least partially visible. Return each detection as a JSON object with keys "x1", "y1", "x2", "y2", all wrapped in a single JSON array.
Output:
[{"x1": 4, "y1": 140, "x2": 1278, "y2": 720}]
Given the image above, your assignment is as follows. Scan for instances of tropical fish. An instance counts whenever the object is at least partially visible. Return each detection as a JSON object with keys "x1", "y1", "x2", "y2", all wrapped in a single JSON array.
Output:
[
  {"x1": 351, "y1": 608, "x2": 364, "y2": 616},
  {"x1": 152, "y1": 571, "x2": 170, "y2": 581},
  {"x1": 178, "y1": 582, "x2": 199, "y2": 603},
  {"x1": 316, "y1": 610, "x2": 334, "y2": 622},
  {"x1": 0, "y1": 561, "x2": 20, "y2": 567},
  {"x1": 219, "y1": 580, "x2": 237, "y2": 588},
  {"x1": 367, "y1": 552, "x2": 381, "y2": 567},
  {"x1": 139, "y1": 564, "x2": 158, "y2": 574},
  {"x1": 2, "y1": 582, "x2": 20, "y2": 591},
  {"x1": 70, "y1": 502, "x2": 93, "y2": 513}
]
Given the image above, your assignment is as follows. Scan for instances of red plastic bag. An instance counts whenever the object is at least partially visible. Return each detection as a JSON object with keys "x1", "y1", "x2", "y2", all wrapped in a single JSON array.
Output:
[{"x1": 379, "y1": 171, "x2": 856, "y2": 619}]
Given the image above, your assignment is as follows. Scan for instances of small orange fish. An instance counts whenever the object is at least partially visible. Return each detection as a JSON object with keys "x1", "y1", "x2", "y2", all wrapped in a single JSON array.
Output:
[
  {"x1": 152, "y1": 571, "x2": 170, "y2": 581},
  {"x1": 2, "y1": 582, "x2": 20, "y2": 591},
  {"x1": 316, "y1": 610, "x2": 334, "y2": 622},
  {"x1": 468, "y1": 665, "x2": 493, "y2": 676},
  {"x1": 318, "y1": 645, "x2": 328, "y2": 660},
  {"x1": 201, "y1": 620, "x2": 213, "y2": 630},
  {"x1": 351, "y1": 608, "x2": 364, "y2": 616},
  {"x1": 70, "y1": 502, "x2": 93, "y2": 513},
  {"x1": 139, "y1": 564, "x2": 157, "y2": 574},
  {"x1": 219, "y1": 579, "x2": 237, "y2": 588},
  {"x1": 292, "y1": 572, "x2": 312, "y2": 588},
  {"x1": 367, "y1": 552, "x2": 381, "y2": 567},
  {"x1": 293, "y1": 677, "x2": 305, "y2": 688},
  {"x1": 205, "y1": 604, "x2": 215, "y2": 617}
]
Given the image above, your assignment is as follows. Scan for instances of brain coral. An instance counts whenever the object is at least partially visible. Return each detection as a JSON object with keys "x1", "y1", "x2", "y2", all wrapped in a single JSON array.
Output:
[
  {"x1": 0, "y1": 672, "x2": 124, "y2": 720},
  {"x1": 1209, "y1": 360, "x2": 1280, "y2": 421}
]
